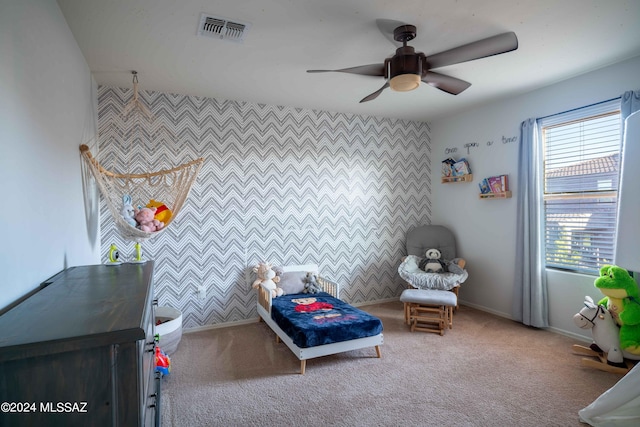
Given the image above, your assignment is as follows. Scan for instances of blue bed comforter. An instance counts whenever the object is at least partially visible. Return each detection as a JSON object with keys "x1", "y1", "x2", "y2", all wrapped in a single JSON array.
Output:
[{"x1": 271, "y1": 292, "x2": 383, "y2": 348}]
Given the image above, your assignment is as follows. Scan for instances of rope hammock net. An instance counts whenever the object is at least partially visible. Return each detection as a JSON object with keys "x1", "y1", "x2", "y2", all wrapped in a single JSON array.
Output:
[{"x1": 80, "y1": 72, "x2": 203, "y2": 243}]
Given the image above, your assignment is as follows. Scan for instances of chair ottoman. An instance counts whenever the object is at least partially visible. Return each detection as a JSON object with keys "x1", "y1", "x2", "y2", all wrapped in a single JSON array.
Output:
[{"x1": 400, "y1": 288, "x2": 457, "y2": 335}]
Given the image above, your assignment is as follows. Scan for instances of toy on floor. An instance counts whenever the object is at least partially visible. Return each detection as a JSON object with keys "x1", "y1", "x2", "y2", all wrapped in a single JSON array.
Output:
[
  {"x1": 595, "y1": 265, "x2": 640, "y2": 356},
  {"x1": 252, "y1": 262, "x2": 283, "y2": 298},
  {"x1": 572, "y1": 296, "x2": 639, "y2": 375}
]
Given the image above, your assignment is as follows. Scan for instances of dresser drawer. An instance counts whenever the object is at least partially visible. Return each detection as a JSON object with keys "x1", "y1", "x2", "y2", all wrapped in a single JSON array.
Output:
[{"x1": 139, "y1": 296, "x2": 157, "y2": 425}]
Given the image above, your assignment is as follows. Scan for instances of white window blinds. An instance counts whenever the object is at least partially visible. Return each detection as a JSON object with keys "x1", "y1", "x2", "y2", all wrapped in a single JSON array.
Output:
[{"x1": 539, "y1": 99, "x2": 621, "y2": 274}]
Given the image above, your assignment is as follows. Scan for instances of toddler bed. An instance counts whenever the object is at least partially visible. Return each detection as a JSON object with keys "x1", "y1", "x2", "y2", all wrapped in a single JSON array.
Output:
[{"x1": 256, "y1": 264, "x2": 383, "y2": 374}]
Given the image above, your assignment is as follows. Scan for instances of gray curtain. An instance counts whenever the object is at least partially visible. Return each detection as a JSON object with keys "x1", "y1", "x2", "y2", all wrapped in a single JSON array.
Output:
[{"x1": 513, "y1": 118, "x2": 549, "y2": 328}]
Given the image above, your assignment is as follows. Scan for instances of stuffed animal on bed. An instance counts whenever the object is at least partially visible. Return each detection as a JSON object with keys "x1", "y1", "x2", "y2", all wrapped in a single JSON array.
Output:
[
  {"x1": 302, "y1": 272, "x2": 322, "y2": 294},
  {"x1": 272, "y1": 265, "x2": 284, "y2": 281},
  {"x1": 252, "y1": 262, "x2": 284, "y2": 298}
]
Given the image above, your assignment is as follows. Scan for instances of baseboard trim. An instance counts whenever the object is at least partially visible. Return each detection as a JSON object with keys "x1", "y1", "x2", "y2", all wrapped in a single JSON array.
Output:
[
  {"x1": 184, "y1": 296, "x2": 591, "y2": 343},
  {"x1": 458, "y1": 300, "x2": 513, "y2": 320},
  {"x1": 185, "y1": 317, "x2": 258, "y2": 333}
]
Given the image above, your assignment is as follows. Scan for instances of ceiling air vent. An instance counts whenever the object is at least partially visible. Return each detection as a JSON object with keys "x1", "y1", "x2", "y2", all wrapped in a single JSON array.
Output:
[{"x1": 197, "y1": 14, "x2": 251, "y2": 43}]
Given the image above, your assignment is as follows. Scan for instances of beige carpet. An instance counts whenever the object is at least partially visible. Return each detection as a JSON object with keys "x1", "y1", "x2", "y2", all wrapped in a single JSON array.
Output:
[{"x1": 160, "y1": 301, "x2": 621, "y2": 426}]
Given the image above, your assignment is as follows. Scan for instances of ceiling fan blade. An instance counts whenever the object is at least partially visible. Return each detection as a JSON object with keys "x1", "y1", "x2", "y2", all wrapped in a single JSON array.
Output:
[
  {"x1": 426, "y1": 31, "x2": 518, "y2": 69},
  {"x1": 360, "y1": 82, "x2": 390, "y2": 103},
  {"x1": 307, "y1": 64, "x2": 385, "y2": 76},
  {"x1": 422, "y1": 71, "x2": 471, "y2": 95},
  {"x1": 376, "y1": 19, "x2": 407, "y2": 46}
]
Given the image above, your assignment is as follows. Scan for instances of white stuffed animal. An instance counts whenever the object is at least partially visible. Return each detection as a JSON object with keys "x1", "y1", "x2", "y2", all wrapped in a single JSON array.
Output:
[
  {"x1": 252, "y1": 262, "x2": 284, "y2": 298},
  {"x1": 121, "y1": 194, "x2": 137, "y2": 227}
]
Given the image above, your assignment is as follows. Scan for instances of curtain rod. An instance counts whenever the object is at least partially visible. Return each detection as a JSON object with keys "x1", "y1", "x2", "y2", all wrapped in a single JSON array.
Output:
[{"x1": 538, "y1": 96, "x2": 621, "y2": 121}]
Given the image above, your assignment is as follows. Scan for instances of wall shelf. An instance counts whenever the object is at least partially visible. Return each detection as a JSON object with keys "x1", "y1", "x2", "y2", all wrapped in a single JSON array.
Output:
[
  {"x1": 479, "y1": 191, "x2": 512, "y2": 199},
  {"x1": 442, "y1": 174, "x2": 473, "y2": 183}
]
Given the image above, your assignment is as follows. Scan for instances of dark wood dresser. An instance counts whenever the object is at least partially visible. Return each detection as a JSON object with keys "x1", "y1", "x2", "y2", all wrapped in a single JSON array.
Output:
[{"x1": 0, "y1": 262, "x2": 160, "y2": 427}]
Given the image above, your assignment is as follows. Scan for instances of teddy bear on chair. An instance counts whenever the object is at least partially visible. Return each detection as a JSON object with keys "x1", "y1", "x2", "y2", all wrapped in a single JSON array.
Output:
[{"x1": 252, "y1": 262, "x2": 284, "y2": 298}]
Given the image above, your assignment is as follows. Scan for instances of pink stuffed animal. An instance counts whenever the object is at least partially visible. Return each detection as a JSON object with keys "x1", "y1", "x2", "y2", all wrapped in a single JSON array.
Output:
[{"x1": 134, "y1": 207, "x2": 164, "y2": 232}]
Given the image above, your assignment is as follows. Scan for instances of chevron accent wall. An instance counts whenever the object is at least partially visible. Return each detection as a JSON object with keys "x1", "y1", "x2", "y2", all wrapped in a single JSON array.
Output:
[{"x1": 97, "y1": 86, "x2": 432, "y2": 328}]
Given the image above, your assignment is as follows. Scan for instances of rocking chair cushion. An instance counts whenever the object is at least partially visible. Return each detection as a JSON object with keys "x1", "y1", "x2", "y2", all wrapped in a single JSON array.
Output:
[
  {"x1": 400, "y1": 289, "x2": 457, "y2": 307},
  {"x1": 399, "y1": 255, "x2": 468, "y2": 291}
]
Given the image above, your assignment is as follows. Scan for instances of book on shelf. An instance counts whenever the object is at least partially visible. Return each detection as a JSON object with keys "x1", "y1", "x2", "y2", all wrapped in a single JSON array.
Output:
[
  {"x1": 441, "y1": 157, "x2": 456, "y2": 177},
  {"x1": 501, "y1": 174, "x2": 509, "y2": 192},
  {"x1": 478, "y1": 178, "x2": 491, "y2": 194},
  {"x1": 452, "y1": 158, "x2": 471, "y2": 176},
  {"x1": 483, "y1": 174, "x2": 509, "y2": 193},
  {"x1": 487, "y1": 176, "x2": 503, "y2": 193}
]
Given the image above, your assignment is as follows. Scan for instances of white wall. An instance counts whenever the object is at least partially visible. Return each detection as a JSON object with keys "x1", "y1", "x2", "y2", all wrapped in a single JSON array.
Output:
[
  {"x1": 0, "y1": 0, "x2": 100, "y2": 310},
  {"x1": 431, "y1": 55, "x2": 640, "y2": 339}
]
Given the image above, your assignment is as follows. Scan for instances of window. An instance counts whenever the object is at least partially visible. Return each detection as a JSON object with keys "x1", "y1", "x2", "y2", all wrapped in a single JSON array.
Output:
[{"x1": 539, "y1": 99, "x2": 621, "y2": 275}]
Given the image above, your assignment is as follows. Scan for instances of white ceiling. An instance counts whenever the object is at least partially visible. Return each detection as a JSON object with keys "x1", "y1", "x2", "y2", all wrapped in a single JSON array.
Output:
[{"x1": 57, "y1": 0, "x2": 640, "y2": 122}]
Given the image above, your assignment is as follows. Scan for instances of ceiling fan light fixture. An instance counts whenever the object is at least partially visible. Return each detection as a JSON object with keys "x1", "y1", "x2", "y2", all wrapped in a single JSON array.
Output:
[
  {"x1": 387, "y1": 46, "x2": 422, "y2": 92},
  {"x1": 389, "y1": 73, "x2": 421, "y2": 92},
  {"x1": 308, "y1": 22, "x2": 518, "y2": 103}
]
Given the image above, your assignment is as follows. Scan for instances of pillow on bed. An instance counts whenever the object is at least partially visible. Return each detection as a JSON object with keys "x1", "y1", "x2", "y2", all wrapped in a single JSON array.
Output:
[{"x1": 278, "y1": 270, "x2": 308, "y2": 295}]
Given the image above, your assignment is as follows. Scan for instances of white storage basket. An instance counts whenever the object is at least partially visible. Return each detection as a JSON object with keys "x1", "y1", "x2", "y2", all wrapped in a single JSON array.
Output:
[{"x1": 155, "y1": 306, "x2": 182, "y2": 355}]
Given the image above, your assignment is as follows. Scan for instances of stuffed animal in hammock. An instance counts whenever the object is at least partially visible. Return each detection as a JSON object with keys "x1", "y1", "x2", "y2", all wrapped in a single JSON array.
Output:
[
  {"x1": 134, "y1": 207, "x2": 164, "y2": 232},
  {"x1": 147, "y1": 199, "x2": 172, "y2": 224},
  {"x1": 121, "y1": 194, "x2": 137, "y2": 227}
]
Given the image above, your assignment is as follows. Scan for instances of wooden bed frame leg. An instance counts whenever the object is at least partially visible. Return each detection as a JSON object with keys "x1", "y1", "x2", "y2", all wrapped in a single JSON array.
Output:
[
  {"x1": 375, "y1": 345, "x2": 382, "y2": 358},
  {"x1": 300, "y1": 360, "x2": 306, "y2": 375}
]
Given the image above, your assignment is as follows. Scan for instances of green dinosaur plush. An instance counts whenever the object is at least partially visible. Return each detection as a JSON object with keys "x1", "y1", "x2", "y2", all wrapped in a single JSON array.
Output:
[{"x1": 595, "y1": 265, "x2": 640, "y2": 355}]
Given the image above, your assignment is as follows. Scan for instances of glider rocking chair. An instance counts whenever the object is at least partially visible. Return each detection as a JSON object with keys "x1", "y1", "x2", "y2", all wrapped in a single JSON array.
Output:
[{"x1": 398, "y1": 225, "x2": 468, "y2": 335}]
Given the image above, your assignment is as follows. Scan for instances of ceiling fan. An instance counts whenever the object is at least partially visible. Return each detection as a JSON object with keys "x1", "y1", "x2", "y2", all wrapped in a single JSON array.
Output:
[{"x1": 307, "y1": 19, "x2": 518, "y2": 103}]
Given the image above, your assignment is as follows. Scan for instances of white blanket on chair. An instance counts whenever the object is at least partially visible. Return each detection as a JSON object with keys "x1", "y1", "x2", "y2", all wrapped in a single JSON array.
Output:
[{"x1": 398, "y1": 255, "x2": 468, "y2": 291}]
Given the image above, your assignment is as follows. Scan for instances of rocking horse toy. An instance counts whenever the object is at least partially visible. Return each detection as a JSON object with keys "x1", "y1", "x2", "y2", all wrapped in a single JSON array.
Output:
[{"x1": 572, "y1": 296, "x2": 640, "y2": 375}]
